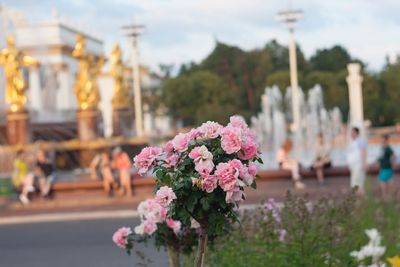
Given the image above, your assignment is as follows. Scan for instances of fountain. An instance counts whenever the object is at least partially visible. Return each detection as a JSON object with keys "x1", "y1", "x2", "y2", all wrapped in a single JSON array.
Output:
[{"x1": 252, "y1": 84, "x2": 344, "y2": 169}]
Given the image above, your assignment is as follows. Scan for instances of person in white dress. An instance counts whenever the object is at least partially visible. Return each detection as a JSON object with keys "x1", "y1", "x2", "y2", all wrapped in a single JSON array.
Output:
[{"x1": 346, "y1": 127, "x2": 368, "y2": 195}]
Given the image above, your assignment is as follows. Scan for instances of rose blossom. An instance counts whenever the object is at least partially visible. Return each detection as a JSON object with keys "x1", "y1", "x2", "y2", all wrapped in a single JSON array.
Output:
[
  {"x1": 134, "y1": 147, "x2": 162, "y2": 175},
  {"x1": 164, "y1": 141, "x2": 174, "y2": 154},
  {"x1": 172, "y1": 133, "x2": 191, "y2": 152},
  {"x1": 202, "y1": 174, "x2": 218, "y2": 193},
  {"x1": 112, "y1": 227, "x2": 132, "y2": 248},
  {"x1": 195, "y1": 160, "x2": 215, "y2": 176},
  {"x1": 199, "y1": 121, "x2": 223, "y2": 139},
  {"x1": 228, "y1": 115, "x2": 248, "y2": 129},
  {"x1": 189, "y1": 146, "x2": 214, "y2": 175},
  {"x1": 188, "y1": 128, "x2": 202, "y2": 140},
  {"x1": 248, "y1": 162, "x2": 258, "y2": 176},
  {"x1": 189, "y1": 146, "x2": 213, "y2": 162},
  {"x1": 225, "y1": 187, "x2": 244, "y2": 203},
  {"x1": 220, "y1": 126, "x2": 242, "y2": 154},
  {"x1": 164, "y1": 153, "x2": 179, "y2": 168},
  {"x1": 155, "y1": 186, "x2": 177, "y2": 207},
  {"x1": 166, "y1": 219, "x2": 182, "y2": 234},
  {"x1": 142, "y1": 217, "x2": 158, "y2": 235},
  {"x1": 240, "y1": 166, "x2": 254, "y2": 186},
  {"x1": 238, "y1": 138, "x2": 258, "y2": 160},
  {"x1": 215, "y1": 162, "x2": 238, "y2": 191}
]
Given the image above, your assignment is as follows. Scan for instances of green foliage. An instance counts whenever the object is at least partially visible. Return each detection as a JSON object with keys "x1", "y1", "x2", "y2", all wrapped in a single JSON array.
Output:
[
  {"x1": 182, "y1": 189, "x2": 400, "y2": 267},
  {"x1": 161, "y1": 70, "x2": 235, "y2": 125},
  {"x1": 160, "y1": 39, "x2": 400, "y2": 126}
]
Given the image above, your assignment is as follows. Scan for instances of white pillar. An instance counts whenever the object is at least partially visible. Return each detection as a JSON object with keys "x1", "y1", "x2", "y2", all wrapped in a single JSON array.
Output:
[
  {"x1": 132, "y1": 38, "x2": 143, "y2": 137},
  {"x1": 346, "y1": 63, "x2": 364, "y2": 128},
  {"x1": 28, "y1": 65, "x2": 42, "y2": 110},
  {"x1": 56, "y1": 64, "x2": 72, "y2": 110},
  {"x1": 288, "y1": 30, "x2": 300, "y2": 132}
]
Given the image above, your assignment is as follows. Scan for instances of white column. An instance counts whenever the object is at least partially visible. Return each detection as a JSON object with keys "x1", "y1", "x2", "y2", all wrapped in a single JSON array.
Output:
[
  {"x1": 56, "y1": 64, "x2": 72, "y2": 110},
  {"x1": 132, "y1": 38, "x2": 143, "y2": 137},
  {"x1": 28, "y1": 65, "x2": 42, "y2": 110},
  {"x1": 288, "y1": 30, "x2": 300, "y2": 132},
  {"x1": 346, "y1": 63, "x2": 364, "y2": 128}
]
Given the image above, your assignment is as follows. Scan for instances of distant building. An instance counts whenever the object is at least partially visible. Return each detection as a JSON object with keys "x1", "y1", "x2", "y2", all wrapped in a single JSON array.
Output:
[{"x1": 0, "y1": 4, "x2": 173, "y2": 140}]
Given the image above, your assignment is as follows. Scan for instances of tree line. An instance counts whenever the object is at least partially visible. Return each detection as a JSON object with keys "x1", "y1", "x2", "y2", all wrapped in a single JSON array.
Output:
[{"x1": 157, "y1": 40, "x2": 400, "y2": 127}]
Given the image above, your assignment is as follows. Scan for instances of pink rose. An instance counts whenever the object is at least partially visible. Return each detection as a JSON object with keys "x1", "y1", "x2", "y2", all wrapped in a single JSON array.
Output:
[
  {"x1": 164, "y1": 141, "x2": 174, "y2": 154},
  {"x1": 143, "y1": 217, "x2": 158, "y2": 235},
  {"x1": 188, "y1": 128, "x2": 202, "y2": 140},
  {"x1": 112, "y1": 227, "x2": 132, "y2": 248},
  {"x1": 202, "y1": 174, "x2": 218, "y2": 193},
  {"x1": 199, "y1": 121, "x2": 223, "y2": 139},
  {"x1": 189, "y1": 146, "x2": 214, "y2": 176},
  {"x1": 220, "y1": 126, "x2": 242, "y2": 154},
  {"x1": 195, "y1": 160, "x2": 214, "y2": 176},
  {"x1": 134, "y1": 147, "x2": 162, "y2": 175},
  {"x1": 228, "y1": 115, "x2": 248, "y2": 129},
  {"x1": 225, "y1": 187, "x2": 244, "y2": 203},
  {"x1": 248, "y1": 162, "x2": 258, "y2": 176},
  {"x1": 155, "y1": 186, "x2": 177, "y2": 207},
  {"x1": 238, "y1": 139, "x2": 258, "y2": 160},
  {"x1": 164, "y1": 153, "x2": 179, "y2": 168},
  {"x1": 215, "y1": 162, "x2": 238, "y2": 191},
  {"x1": 166, "y1": 219, "x2": 182, "y2": 234},
  {"x1": 172, "y1": 133, "x2": 191, "y2": 152}
]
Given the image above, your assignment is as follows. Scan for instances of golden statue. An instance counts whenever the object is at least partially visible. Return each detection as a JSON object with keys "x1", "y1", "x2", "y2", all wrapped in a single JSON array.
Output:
[
  {"x1": 110, "y1": 44, "x2": 130, "y2": 108},
  {"x1": 0, "y1": 35, "x2": 38, "y2": 112},
  {"x1": 72, "y1": 34, "x2": 104, "y2": 110}
]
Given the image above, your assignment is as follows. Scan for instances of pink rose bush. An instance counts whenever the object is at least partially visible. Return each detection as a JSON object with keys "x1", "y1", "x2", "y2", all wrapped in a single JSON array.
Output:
[
  {"x1": 133, "y1": 115, "x2": 261, "y2": 248},
  {"x1": 114, "y1": 115, "x2": 261, "y2": 265}
]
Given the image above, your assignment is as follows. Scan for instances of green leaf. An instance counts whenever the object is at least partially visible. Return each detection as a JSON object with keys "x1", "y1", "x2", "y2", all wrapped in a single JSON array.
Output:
[{"x1": 250, "y1": 181, "x2": 257, "y2": 189}]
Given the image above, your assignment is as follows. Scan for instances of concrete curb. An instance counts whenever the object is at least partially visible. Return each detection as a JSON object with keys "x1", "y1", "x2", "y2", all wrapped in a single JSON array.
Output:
[{"x1": 0, "y1": 204, "x2": 262, "y2": 225}]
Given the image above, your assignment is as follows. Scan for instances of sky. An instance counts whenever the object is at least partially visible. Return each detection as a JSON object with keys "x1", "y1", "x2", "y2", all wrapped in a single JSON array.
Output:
[{"x1": 3, "y1": 0, "x2": 400, "y2": 74}]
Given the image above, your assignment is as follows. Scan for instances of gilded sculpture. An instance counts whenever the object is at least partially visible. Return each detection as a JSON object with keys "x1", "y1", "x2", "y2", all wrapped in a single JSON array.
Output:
[
  {"x1": 0, "y1": 35, "x2": 38, "y2": 112},
  {"x1": 72, "y1": 34, "x2": 104, "y2": 110},
  {"x1": 110, "y1": 44, "x2": 130, "y2": 108}
]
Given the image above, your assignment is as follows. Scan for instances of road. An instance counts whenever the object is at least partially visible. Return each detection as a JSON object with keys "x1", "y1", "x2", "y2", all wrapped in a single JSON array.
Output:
[{"x1": 0, "y1": 218, "x2": 167, "y2": 267}]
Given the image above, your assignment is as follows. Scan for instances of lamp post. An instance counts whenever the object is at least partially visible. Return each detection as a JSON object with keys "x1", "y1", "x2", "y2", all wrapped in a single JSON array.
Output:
[
  {"x1": 276, "y1": 9, "x2": 303, "y2": 132},
  {"x1": 122, "y1": 23, "x2": 145, "y2": 137}
]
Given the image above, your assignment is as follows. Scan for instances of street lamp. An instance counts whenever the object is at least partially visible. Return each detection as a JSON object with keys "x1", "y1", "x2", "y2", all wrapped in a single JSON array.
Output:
[
  {"x1": 121, "y1": 22, "x2": 145, "y2": 137},
  {"x1": 276, "y1": 9, "x2": 303, "y2": 132}
]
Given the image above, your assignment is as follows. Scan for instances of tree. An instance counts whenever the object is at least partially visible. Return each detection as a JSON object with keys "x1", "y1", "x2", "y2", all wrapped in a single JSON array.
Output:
[
  {"x1": 161, "y1": 70, "x2": 235, "y2": 126},
  {"x1": 310, "y1": 45, "x2": 352, "y2": 72}
]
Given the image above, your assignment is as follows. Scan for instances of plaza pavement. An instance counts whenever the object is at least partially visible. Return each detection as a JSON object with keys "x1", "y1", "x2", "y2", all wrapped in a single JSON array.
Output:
[{"x1": 1, "y1": 174, "x2": 399, "y2": 225}]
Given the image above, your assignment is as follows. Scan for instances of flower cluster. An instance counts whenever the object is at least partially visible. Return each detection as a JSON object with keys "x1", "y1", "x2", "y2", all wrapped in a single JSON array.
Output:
[
  {"x1": 351, "y1": 228, "x2": 386, "y2": 267},
  {"x1": 134, "y1": 116, "x2": 260, "y2": 206},
  {"x1": 112, "y1": 227, "x2": 132, "y2": 250},
  {"x1": 134, "y1": 186, "x2": 181, "y2": 236},
  {"x1": 264, "y1": 198, "x2": 286, "y2": 242}
]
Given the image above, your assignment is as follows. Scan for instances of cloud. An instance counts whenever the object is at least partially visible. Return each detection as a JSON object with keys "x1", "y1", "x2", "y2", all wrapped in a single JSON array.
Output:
[{"x1": 3, "y1": 0, "x2": 400, "y2": 72}]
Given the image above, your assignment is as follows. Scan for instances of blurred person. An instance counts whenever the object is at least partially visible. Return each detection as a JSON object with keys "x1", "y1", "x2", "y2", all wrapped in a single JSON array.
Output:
[
  {"x1": 346, "y1": 127, "x2": 368, "y2": 195},
  {"x1": 312, "y1": 133, "x2": 332, "y2": 185},
  {"x1": 35, "y1": 149, "x2": 55, "y2": 198},
  {"x1": 112, "y1": 147, "x2": 132, "y2": 197},
  {"x1": 377, "y1": 134, "x2": 395, "y2": 202},
  {"x1": 89, "y1": 149, "x2": 102, "y2": 180},
  {"x1": 12, "y1": 150, "x2": 35, "y2": 204},
  {"x1": 276, "y1": 139, "x2": 306, "y2": 189},
  {"x1": 100, "y1": 149, "x2": 115, "y2": 196}
]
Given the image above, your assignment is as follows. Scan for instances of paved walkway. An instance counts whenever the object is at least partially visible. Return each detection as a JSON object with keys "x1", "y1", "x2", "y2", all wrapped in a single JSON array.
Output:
[{"x1": 1, "y1": 175, "x2": 399, "y2": 223}]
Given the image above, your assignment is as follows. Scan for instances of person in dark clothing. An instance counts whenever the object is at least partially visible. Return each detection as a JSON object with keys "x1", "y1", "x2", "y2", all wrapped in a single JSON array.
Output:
[
  {"x1": 35, "y1": 150, "x2": 55, "y2": 197},
  {"x1": 377, "y1": 134, "x2": 396, "y2": 202}
]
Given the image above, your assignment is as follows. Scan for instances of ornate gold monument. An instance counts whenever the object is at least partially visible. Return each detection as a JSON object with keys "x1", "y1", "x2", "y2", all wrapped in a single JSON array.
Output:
[
  {"x1": 110, "y1": 44, "x2": 133, "y2": 136},
  {"x1": 72, "y1": 34, "x2": 104, "y2": 111},
  {"x1": 72, "y1": 34, "x2": 103, "y2": 166},
  {"x1": 0, "y1": 35, "x2": 39, "y2": 144}
]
